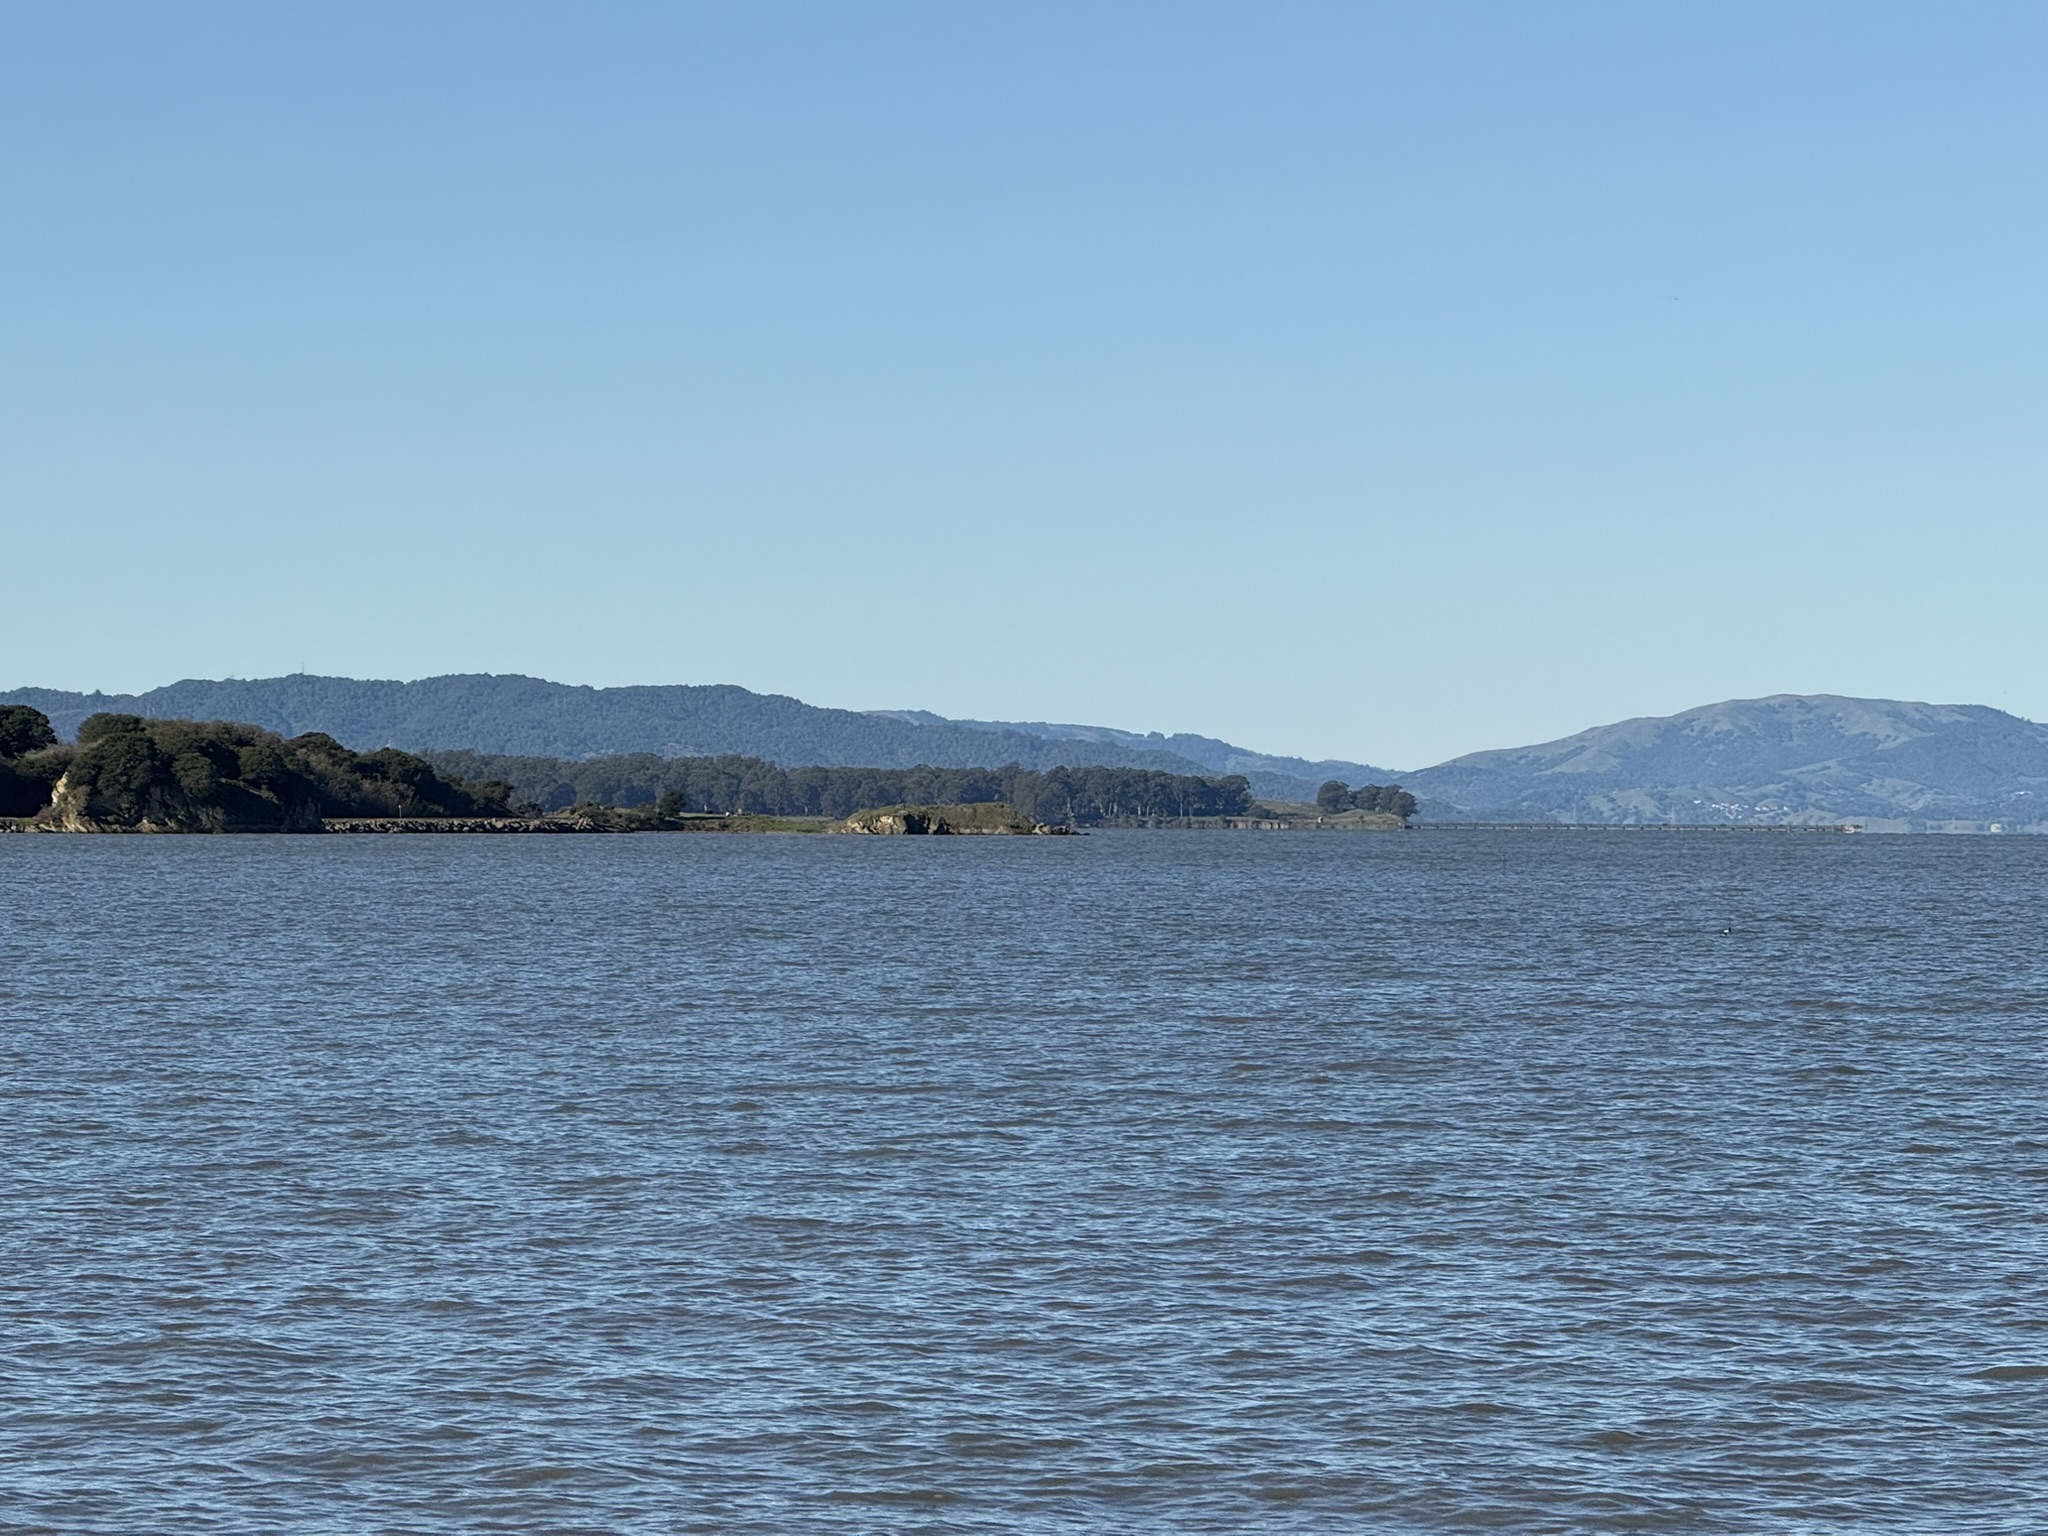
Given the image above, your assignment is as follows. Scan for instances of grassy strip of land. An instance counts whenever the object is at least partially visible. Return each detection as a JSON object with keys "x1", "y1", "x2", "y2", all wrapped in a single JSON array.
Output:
[
  {"x1": 1248, "y1": 800, "x2": 1409, "y2": 831},
  {"x1": 324, "y1": 810, "x2": 834, "y2": 834}
]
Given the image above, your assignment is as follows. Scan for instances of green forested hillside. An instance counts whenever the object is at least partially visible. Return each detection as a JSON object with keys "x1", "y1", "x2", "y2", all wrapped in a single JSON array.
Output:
[{"x1": 3, "y1": 710, "x2": 511, "y2": 830}]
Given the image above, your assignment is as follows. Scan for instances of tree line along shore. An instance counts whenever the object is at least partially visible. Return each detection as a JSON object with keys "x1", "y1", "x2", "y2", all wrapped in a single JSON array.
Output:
[{"x1": 0, "y1": 708, "x2": 1414, "y2": 834}]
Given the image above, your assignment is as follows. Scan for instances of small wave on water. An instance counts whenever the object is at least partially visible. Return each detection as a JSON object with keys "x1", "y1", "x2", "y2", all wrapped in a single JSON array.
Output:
[{"x1": 3, "y1": 831, "x2": 2047, "y2": 1532}]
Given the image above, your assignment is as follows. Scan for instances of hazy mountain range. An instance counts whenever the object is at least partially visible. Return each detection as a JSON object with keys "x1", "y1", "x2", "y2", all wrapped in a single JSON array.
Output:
[
  {"x1": 0, "y1": 674, "x2": 1389, "y2": 802},
  {"x1": 1405, "y1": 695, "x2": 2047, "y2": 831},
  {"x1": 6, "y1": 676, "x2": 2043, "y2": 830}
]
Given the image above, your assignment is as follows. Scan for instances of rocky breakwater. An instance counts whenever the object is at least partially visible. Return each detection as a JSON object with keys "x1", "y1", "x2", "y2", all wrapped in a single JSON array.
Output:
[
  {"x1": 322, "y1": 816, "x2": 588, "y2": 833},
  {"x1": 834, "y1": 803, "x2": 1066, "y2": 835}
]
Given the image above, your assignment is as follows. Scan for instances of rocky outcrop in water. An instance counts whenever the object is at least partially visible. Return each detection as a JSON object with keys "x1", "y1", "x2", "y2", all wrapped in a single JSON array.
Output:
[{"x1": 835, "y1": 803, "x2": 1055, "y2": 835}]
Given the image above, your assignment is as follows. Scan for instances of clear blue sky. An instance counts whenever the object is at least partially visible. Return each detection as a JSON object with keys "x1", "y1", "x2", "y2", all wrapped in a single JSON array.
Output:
[{"x1": 5, "y1": 2, "x2": 2044, "y2": 768}]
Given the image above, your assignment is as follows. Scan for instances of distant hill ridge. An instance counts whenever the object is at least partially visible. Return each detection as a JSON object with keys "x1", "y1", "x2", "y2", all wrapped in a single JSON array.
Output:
[
  {"x1": 6, "y1": 676, "x2": 2043, "y2": 829},
  {"x1": 0, "y1": 673, "x2": 1383, "y2": 800},
  {"x1": 1404, "y1": 694, "x2": 2048, "y2": 831}
]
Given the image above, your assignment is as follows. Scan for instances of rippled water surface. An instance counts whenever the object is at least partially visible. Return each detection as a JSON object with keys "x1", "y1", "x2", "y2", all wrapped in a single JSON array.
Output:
[{"x1": 3, "y1": 831, "x2": 2047, "y2": 1532}]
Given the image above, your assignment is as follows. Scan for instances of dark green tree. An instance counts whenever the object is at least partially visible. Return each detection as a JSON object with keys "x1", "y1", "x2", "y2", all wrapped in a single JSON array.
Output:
[
  {"x1": 69, "y1": 728, "x2": 176, "y2": 824},
  {"x1": 1346, "y1": 783, "x2": 1418, "y2": 819},
  {"x1": 0, "y1": 706, "x2": 56, "y2": 759},
  {"x1": 76, "y1": 712, "x2": 150, "y2": 746},
  {"x1": 0, "y1": 762, "x2": 53, "y2": 816}
]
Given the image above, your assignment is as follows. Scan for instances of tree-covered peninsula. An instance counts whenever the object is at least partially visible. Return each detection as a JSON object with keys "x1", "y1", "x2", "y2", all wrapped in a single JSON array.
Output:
[
  {"x1": 425, "y1": 749, "x2": 1256, "y2": 826},
  {"x1": 0, "y1": 708, "x2": 1376, "y2": 833},
  {"x1": 0, "y1": 710, "x2": 512, "y2": 830}
]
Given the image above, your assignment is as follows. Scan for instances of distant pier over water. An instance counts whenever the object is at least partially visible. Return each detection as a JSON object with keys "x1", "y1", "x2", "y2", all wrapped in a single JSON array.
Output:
[{"x1": 1413, "y1": 821, "x2": 1863, "y2": 833}]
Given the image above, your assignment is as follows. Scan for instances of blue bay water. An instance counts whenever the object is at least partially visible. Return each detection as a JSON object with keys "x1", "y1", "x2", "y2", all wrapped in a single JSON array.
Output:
[{"x1": 2, "y1": 831, "x2": 2046, "y2": 1532}]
